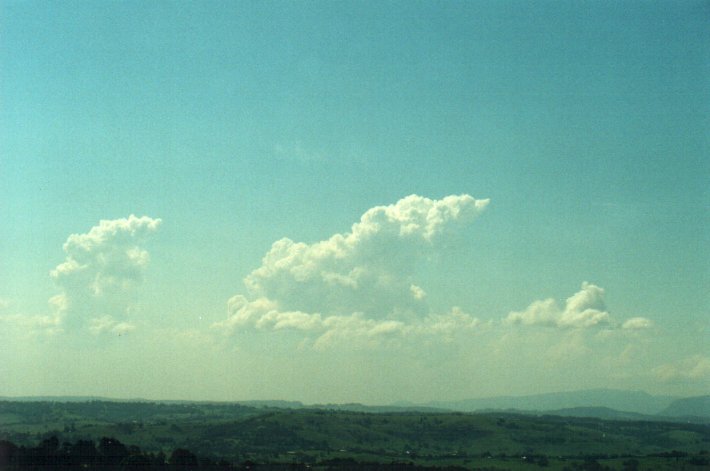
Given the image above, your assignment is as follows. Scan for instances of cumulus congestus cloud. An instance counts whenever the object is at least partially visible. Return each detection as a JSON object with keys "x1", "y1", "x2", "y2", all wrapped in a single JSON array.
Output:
[
  {"x1": 215, "y1": 194, "x2": 652, "y2": 348},
  {"x1": 49, "y1": 215, "x2": 161, "y2": 334},
  {"x1": 215, "y1": 194, "x2": 489, "y2": 347}
]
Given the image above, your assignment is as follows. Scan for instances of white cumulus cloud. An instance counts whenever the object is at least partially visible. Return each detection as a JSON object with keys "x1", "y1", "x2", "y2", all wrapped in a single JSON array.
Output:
[
  {"x1": 214, "y1": 194, "x2": 489, "y2": 346},
  {"x1": 504, "y1": 283, "x2": 654, "y2": 330},
  {"x1": 48, "y1": 215, "x2": 161, "y2": 334},
  {"x1": 504, "y1": 282, "x2": 611, "y2": 328},
  {"x1": 621, "y1": 317, "x2": 653, "y2": 330}
]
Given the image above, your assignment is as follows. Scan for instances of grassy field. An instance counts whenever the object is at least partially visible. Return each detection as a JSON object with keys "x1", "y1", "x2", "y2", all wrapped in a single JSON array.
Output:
[{"x1": 1, "y1": 401, "x2": 708, "y2": 470}]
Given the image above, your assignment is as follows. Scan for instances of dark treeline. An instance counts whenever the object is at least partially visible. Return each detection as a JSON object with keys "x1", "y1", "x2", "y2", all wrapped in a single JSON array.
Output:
[
  {"x1": 0, "y1": 436, "x2": 230, "y2": 470},
  {"x1": 0, "y1": 436, "x2": 471, "y2": 471}
]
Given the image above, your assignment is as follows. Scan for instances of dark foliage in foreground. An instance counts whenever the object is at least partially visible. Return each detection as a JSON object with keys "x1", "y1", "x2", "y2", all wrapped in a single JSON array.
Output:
[
  {"x1": 0, "y1": 436, "x2": 472, "y2": 471},
  {"x1": 0, "y1": 436, "x2": 230, "y2": 470}
]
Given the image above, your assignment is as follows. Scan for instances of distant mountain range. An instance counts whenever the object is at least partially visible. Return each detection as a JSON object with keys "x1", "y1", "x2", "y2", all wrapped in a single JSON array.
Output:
[
  {"x1": 394, "y1": 389, "x2": 709, "y2": 421},
  {"x1": 0, "y1": 395, "x2": 117, "y2": 402},
  {"x1": 2, "y1": 389, "x2": 707, "y2": 422},
  {"x1": 536, "y1": 406, "x2": 652, "y2": 420},
  {"x1": 659, "y1": 395, "x2": 710, "y2": 418},
  {"x1": 405, "y1": 388, "x2": 681, "y2": 415}
]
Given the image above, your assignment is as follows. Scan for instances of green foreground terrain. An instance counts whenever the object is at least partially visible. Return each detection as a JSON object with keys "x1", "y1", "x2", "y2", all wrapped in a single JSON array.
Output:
[{"x1": 1, "y1": 400, "x2": 708, "y2": 470}]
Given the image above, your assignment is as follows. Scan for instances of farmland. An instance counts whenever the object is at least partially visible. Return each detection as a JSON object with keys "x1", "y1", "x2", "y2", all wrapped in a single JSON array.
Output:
[{"x1": 1, "y1": 400, "x2": 708, "y2": 469}]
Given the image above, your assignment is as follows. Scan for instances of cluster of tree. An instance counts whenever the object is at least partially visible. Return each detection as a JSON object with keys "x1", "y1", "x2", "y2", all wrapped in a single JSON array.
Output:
[
  {"x1": 0, "y1": 437, "x2": 474, "y2": 471},
  {"x1": 317, "y1": 458, "x2": 466, "y2": 471},
  {"x1": 0, "y1": 436, "x2": 232, "y2": 470}
]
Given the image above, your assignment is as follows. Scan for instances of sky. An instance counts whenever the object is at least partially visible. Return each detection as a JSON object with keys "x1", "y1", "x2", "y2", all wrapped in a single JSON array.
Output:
[{"x1": 1, "y1": 0, "x2": 708, "y2": 404}]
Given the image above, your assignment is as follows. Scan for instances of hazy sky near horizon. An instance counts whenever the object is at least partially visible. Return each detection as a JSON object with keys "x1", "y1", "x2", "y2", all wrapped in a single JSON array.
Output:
[{"x1": 1, "y1": 0, "x2": 708, "y2": 404}]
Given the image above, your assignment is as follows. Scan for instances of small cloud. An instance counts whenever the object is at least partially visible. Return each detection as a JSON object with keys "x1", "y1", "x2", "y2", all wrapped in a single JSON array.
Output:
[
  {"x1": 410, "y1": 284, "x2": 426, "y2": 300},
  {"x1": 0, "y1": 313, "x2": 64, "y2": 336},
  {"x1": 273, "y1": 142, "x2": 325, "y2": 163},
  {"x1": 504, "y1": 282, "x2": 611, "y2": 329},
  {"x1": 622, "y1": 317, "x2": 653, "y2": 330},
  {"x1": 313, "y1": 314, "x2": 408, "y2": 350},
  {"x1": 417, "y1": 307, "x2": 481, "y2": 340},
  {"x1": 88, "y1": 315, "x2": 136, "y2": 336},
  {"x1": 503, "y1": 298, "x2": 560, "y2": 327},
  {"x1": 543, "y1": 330, "x2": 591, "y2": 363},
  {"x1": 654, "y1": 355, "x2": 710, "y2": 383},
  {"x1": 0, "y1": 297, "x2": 65, "y2": 337}
]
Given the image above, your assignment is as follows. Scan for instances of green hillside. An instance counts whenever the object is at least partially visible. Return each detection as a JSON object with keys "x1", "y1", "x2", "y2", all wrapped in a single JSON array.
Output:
[
  {"x1": 660, "y1": 396, "x2": 710, "y2": 419},
  {"x1": 1, "y1": 400, "x2": 708, "y2": 470}
]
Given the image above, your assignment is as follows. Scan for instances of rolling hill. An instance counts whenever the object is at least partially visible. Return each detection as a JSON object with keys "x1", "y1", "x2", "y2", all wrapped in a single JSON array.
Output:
[{"x1": 660, "y1": 395, "x2": 710, "y2": 419}]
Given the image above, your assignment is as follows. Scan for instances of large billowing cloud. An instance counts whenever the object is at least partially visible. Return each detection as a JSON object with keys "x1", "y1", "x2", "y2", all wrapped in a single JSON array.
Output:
[
  {"x1": 503, "y1": 282, "x2": 651, "y2": 330},
  {"x1": 48, "y1": 215, "x2": 161, "y2": 334},
  {"x1": 215, "y1": 195, "x2": 652, "y2": 348},
  {"x1": 215, "y1": 194, "x2": 489, "y2": 347}
]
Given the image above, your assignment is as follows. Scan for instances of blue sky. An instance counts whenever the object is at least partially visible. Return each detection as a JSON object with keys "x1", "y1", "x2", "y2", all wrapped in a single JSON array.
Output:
[{"x1": 1, "y1": 0, "x2": 708, "y2": 403}]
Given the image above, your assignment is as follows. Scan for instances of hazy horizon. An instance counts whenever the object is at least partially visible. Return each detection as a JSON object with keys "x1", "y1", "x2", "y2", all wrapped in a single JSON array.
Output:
[
  {"x1": 0, "y1": 386, "x2": 697, "y2": 406},
  {"x1": 1, "y1": 1, "x2": 708, "y2": 405}
]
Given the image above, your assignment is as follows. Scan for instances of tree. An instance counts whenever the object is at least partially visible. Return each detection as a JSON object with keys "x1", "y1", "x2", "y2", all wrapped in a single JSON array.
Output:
[
  {"x1": 121, "y1": 453, "x2": 152, "y2": 470},
  {"x1": 621, "y1": 459, "x2": 639, "y2": 471},
  {"x1": 39, "y1": 436, "x2": 59, "y2": 454},
  {"x1": 69, "y1": 439, "x2": 99, "y2": 467},
  {"x1": 0, "y1": 440, "x2": 19, "y2": 468},
  {"x1": 99, "y1": 437, "x2": 129, "y2": 466},
  {"x1": 152, "y1": 450, "x2": 167, "y2": 467},
  {"x1": 169, "y1": 448, "x2": 199, "y2": 470}
]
